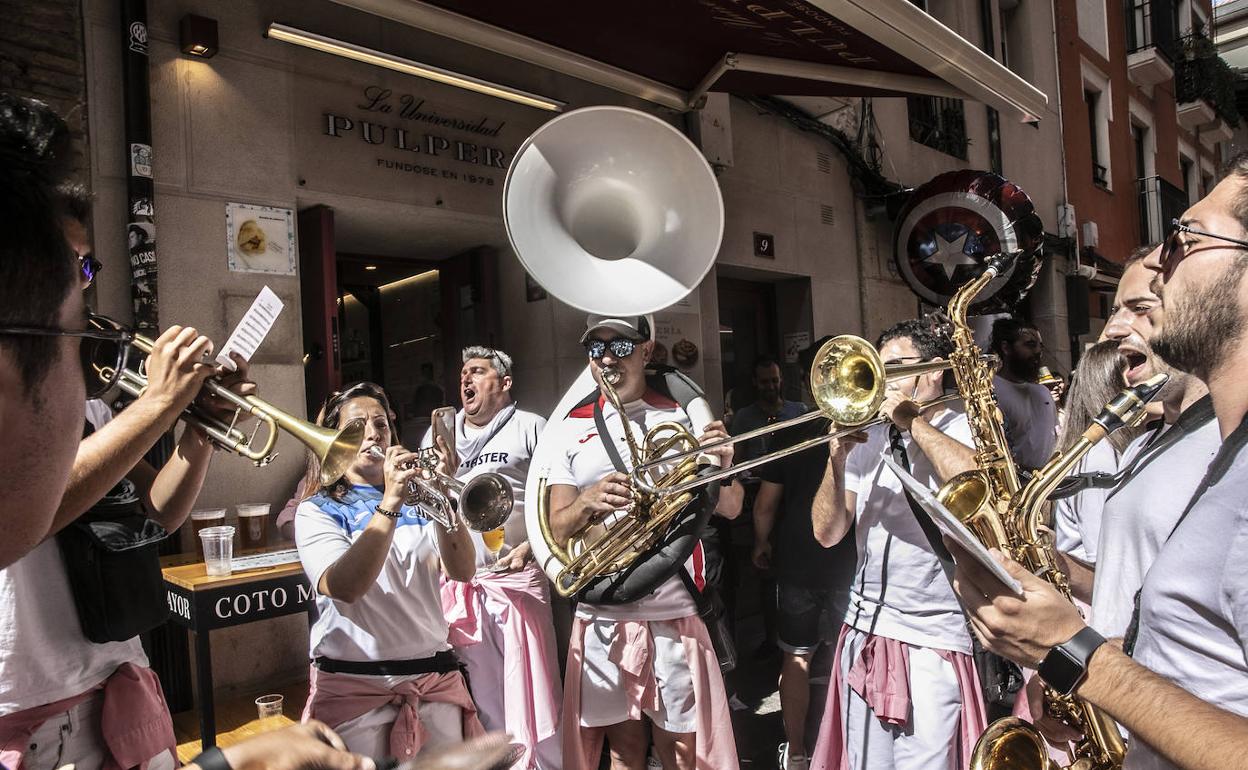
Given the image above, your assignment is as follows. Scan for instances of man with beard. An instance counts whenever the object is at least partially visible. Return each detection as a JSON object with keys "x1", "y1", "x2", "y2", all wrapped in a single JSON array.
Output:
[
  {"x1": 951, "y1": 158, "x2": 1248, "y2": 770},
  {"x1": 420, "y1": 346, "x2": 562, "y2": 769},
  {"x1": 990, "y1": 317, "x2": 1057, "y2": 468}
]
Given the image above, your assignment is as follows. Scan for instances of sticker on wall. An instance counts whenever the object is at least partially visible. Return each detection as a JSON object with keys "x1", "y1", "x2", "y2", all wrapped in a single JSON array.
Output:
[
  {"x1": 783, "y1": 331, "x2": 812, "y2": 364},
  {"x1": 127, "y1": 222, "x2": 158, "y2": 332},
  {"x1": 129, "y1": 143, "x2": 152, "y2": 178},
  {"x1": 226, "y1": 202, "x2": 297, "y2": 276}
]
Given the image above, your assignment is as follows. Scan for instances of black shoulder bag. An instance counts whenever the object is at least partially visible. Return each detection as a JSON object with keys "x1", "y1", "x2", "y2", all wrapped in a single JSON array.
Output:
[{"x1": 55, "y1": 420, "x2": 171, "y2": 643}]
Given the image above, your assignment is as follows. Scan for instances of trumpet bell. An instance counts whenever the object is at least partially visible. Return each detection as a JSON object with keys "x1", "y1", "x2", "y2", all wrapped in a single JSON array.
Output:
[
  {"x1": 312, "y1": 417, "x2": 368, "y2": 487},
  {"x1": 504, "y1": 106, "x2": 724, "y2": 316},
  {"x1": 459, "y1": 473, "x2": 514, "y2": 532},
  {"x1": 970, "y1": 717, "x2": 1053, "y2": 770}
]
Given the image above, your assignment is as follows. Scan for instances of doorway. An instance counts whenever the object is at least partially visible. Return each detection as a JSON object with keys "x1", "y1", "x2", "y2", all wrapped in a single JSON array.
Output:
[{"x1": 298, "y1": 205, "x2": 501, "y2": 439}]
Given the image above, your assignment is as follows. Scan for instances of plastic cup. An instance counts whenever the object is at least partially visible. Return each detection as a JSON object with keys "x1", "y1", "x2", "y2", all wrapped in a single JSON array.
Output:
[
  {"x1": 191, "y1": 509, "x2": 226, "y2": 559},
  {"x1": 236, "y1": 503, "x2": 271, "y2": 551},
  {"x1": 199, "y1": 525, "x2": 235, "y2": 576},
  {"x1": 255, "y1": 693, "x2": 284, "y2": 719}
]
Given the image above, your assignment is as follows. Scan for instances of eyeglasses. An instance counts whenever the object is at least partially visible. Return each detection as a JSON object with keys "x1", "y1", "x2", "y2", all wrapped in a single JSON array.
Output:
[
  {"x1": 0, "y1": 313, "x2": 134, "y2": 398},
  {"x1": 585, "y1": 337, "x2": 637, "y2": 360},
  {"x1": 1162, "y1": 219, "x2": 1248, "y2": 268},
  {"x1": 79, "y1": 254, "x2": 102, "y2": 288}
]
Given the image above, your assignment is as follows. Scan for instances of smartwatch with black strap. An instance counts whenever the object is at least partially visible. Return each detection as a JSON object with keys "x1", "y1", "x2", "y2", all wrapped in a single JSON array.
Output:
[{"x1": 1037, "y1": 626, "x2": 1107, "y2": 696}]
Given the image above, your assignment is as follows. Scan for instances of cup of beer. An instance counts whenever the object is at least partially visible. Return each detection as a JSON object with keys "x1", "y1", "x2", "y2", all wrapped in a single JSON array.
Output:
[
  {"x1": 199, "y1": 525, "x2": 235, "y2": 576},
  {"x1": 236, "y1": 503, "x2": 271, "y2": 552},
  {"x1": 191, "y1": 509, "x2": 227, "y2": 560},
  {"x1": 482, "y1": 527, "x2": 506, "y2": 568}
]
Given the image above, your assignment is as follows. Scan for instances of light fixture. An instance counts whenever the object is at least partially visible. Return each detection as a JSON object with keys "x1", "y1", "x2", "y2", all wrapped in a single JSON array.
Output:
[
  {"x1": 180, "y1": 14, "x2": 218, "y2": 58},
  {"x1": 265, "y1": 23, "x2": 564, "y2": 112},
  {"x1": 364, "y1": 265, "x2": 378, "y2": 271}
]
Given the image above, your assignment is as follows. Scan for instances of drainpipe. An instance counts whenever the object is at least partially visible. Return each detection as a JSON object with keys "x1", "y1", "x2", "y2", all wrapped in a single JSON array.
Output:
[{"x1": 121, "y1": 0, "x2": 159, "y2": 333}]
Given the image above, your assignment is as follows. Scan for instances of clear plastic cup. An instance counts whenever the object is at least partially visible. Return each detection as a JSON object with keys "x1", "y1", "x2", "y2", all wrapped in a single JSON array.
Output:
[
  {"x1": 191, "y1": 509, "x2": 226, "y2": 559},
  {"x1": 255, "y1": 693, "x2": 284, "y2": 719},
  {"x1": 236, "y1": 503, "x2": 271, "y2": 551},
  {"x1": 199, "y1": 525, "x2": 235, "y2": 576}
]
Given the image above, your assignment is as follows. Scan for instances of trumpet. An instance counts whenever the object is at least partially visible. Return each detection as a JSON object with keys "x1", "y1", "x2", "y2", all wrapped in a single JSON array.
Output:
[
  {"x1": 94, "y1": 320, "x2": 364, "y2": 486},
  {"x1": 367, "y1": 446, "x2": 513, "y2": 533},
  {"x1": 631, "y1": 334, "x2": 990, "y2": 498}
]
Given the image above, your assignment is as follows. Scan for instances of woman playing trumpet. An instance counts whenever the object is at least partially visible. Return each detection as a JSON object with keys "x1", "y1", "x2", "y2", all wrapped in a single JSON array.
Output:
[{"x1": 294, "y1": 382, "x2": 483, "y2": 758}]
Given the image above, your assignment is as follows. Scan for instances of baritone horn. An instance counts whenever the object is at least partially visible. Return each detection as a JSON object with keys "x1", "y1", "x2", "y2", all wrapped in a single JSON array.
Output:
[{"x1": 91, "y1": 316, "x2": 364, "y2": 486}]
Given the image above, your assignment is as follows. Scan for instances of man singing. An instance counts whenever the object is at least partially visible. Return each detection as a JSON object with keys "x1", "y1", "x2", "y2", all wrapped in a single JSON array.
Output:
[
  {"x1": 809, "y1": 319, "x2": 984, "y2": 770},
  {"x1": 421, "y1": 346, "x2": 562, "y2": 769},
  {"x1": 547, "y1": 314, "x2": 738, "y2": 770},
  {"x1": 953, "y1": 157, "x2": 1248, "y2": 770}
]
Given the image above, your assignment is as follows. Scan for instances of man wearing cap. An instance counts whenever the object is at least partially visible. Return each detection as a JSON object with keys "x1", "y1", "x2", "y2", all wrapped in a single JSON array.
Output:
[
  {"x1": 546, "y1": 314, "x2": 740, "y2": 770},
  {"x1": 420, "y1": 345, "x2": 562, "y2": 770}
]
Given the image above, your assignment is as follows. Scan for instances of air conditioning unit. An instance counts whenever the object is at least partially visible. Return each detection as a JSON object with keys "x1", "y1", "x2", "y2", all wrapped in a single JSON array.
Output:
[{"x1": 1081, "y1": 220, "x2": 1099, "y2": 250}]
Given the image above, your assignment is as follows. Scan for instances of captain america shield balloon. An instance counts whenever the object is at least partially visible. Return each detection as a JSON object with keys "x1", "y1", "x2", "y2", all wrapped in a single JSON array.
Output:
[{"x1": 894, "y1": 170, "x2": 1044, "y2": 312}]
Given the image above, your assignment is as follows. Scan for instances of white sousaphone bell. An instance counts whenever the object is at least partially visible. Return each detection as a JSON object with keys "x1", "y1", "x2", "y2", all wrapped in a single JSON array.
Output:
[{"x1": 507, "y1": 106, "x2": 724, "y2": 594}]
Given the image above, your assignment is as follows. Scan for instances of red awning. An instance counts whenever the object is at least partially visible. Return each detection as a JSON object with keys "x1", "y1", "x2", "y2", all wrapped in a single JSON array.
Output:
[{"x1": 331, "y1": 0, "x2": 1047, "y2": 121}]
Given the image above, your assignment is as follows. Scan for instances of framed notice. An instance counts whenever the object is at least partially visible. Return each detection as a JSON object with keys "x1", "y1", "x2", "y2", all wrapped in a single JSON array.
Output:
[{"x1": 226, "y1": 202, "x2": 296, "y2": 275}]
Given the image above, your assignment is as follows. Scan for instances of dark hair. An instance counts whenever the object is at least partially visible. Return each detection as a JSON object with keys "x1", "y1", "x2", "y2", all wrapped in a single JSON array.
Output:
[
  {"x1": 989, "y1": 316, "x2": 1038, "y2": 355},
  {"x1": 1124, "y1": 243, "x2": 1157, "y2": 269},
  {"x1": 1219, "y1": 151, "x2": 1248, "y2": 233},
  {"x1": 752, "y1": 354, "x2": 781, "y2": 374},
  {"x1": 1056, "y1": 340, "x2": 1142, "y2": 453},
  {"x1": 877, "y1": 318, "x2": 953, "y2": 361},
  {"x1": 301, "y1": 381, "x2": 399, "y2": 501},
  {"x1": 0, "y1": 93, "x2": 78, "y2": 390},
  {"x1": 58, "y1": 182, "x2": 91, "y2": 225}
]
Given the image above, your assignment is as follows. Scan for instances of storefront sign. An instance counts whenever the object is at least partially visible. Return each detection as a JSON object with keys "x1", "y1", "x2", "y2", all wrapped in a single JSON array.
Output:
[
  {"x1": 320, "y1": 85, "x2": 514, "y2": 186},
  {"x1": 164, "y1": 571, "x2": 313, "y2": 632}
]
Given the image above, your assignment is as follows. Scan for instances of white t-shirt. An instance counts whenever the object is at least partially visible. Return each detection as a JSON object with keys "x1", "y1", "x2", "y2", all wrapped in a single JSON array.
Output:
[
  {"x1": 842, "y1": 408, "x2": 975, "y2": 654},
  {"x1": 993, "y1": 376, "x2": 1057, "y2": 469},
  {"x1": 1126, "y1": 429, "x2": 1248, "y2": 770},
  {"x1": 546, "y1": 390, "x2": 700, "y2": 623},
  {"x1": 1091, "y1": 417, "x2": 1220, "y2": 637},
  {"x1": 420, "y1": 406, "x2": 545, "y2": 567},
  {"x1": 0, "y1": 400, "x2": 148, "y2": 715},
  {"x1": 1052, "y1": 440, "x2": 1117, "y2": 565},
  {"x1": 296, "y1": 486, "x2": 450, "y2": 662}
]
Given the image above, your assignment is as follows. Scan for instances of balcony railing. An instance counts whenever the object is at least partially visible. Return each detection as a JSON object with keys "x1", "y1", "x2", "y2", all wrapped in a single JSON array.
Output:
[
  {"x1": 1138, "y1": 175, "x2": 1188, "y2": 244},
  {"x1": 907, "y1": 96, "x2": 968, "y2": 159},
  {"x1": 1176, "y1": 31, "x2": 1241, "y2": 127},
  {"x1": 1126, "y1": 0, "x2": 1179, "y2": 63}
]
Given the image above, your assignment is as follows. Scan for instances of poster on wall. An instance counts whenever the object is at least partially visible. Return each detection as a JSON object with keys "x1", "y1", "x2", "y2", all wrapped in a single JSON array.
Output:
[
  {"x1": 226, "y1": 202, "x2": 297, "y2": 275},
  {"x1": 652, "y1": 313, "x2": 702, "y2": 377}
]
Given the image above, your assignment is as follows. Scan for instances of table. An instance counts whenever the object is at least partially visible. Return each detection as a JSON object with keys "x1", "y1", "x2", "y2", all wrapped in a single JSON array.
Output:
[{"x1": 162, "y1": 550, "x2": 312, "y2": 748}]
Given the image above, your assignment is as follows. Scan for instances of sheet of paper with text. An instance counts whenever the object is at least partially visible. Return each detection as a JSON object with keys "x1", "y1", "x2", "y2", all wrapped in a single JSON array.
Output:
[{"x1": 215, "y1": 286, "x2": 284, "y2": 370}]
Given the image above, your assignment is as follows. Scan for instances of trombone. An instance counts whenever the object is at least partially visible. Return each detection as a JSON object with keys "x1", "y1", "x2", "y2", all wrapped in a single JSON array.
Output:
[
  {"x1": 93, "y1": 318, "x2": 365, "y2": 486},
  {"x1": 631, "y1": 334, "x2": 989, "y2": 498},
  {"x1": 367, "y1": 445, "x2": 513, "y2": 533}
]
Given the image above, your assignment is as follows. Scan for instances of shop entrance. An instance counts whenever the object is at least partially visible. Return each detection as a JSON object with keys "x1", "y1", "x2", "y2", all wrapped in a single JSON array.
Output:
[
  {"x1": 717, "y1": 272, "x2": 813, "y2": 412},
  {"x1": 297, "y1": 205, "x2": 502, "y2": 440}
]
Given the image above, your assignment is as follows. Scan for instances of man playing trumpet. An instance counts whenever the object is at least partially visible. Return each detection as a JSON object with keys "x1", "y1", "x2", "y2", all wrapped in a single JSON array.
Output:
[{"x1": 547, "y1": 314, "x2": 740, "y2": 770}]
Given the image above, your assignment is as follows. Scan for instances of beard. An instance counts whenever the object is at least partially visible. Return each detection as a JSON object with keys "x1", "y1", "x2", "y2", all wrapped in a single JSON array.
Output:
[{"x1": 1151, "y1": 259, "x2": 1248, "y2": 375}]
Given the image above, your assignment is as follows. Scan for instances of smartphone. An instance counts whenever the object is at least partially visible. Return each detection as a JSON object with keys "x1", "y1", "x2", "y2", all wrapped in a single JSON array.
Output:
[{"x1": 432, "y1": 406, "x2": 456, "y2": 451}]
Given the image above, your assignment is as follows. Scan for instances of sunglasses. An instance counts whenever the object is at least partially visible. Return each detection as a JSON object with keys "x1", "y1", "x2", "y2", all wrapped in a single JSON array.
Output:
[
  {"x1": 1162, "y1": 219, "x2": 1248, "y2": 268},
  {"x1": 0, "y1": 313, "x2": 134, "y2": 398},
  {"x1": 585, "y1": 337, "x2": 637, "y2": 360},
  {"x1": 79, "y1": 254, "x2": 103, "y2": 288}
]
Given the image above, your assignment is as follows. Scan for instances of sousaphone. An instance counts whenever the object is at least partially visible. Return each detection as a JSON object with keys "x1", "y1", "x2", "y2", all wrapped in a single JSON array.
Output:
[{"x1": 508, "y1": 106, "x2": 724, "y2": 602}]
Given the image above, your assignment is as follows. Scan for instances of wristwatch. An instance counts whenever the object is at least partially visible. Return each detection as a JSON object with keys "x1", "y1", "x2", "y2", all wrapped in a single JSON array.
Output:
[
  {"x1": 192, "y1": 746, "x2": 232, "y2": 770},
  {"x1": 1037, "y1": 626, "x2": 1107, "y2": 696}
]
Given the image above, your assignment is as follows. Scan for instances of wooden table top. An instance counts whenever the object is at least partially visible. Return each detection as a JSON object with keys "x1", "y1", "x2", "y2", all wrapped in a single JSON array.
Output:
[{"x1": 161, "y1": 549, "x2": 306, "y2": 592}]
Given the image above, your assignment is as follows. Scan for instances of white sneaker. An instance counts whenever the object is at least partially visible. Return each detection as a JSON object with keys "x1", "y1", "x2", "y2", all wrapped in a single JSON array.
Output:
[{"x1": 778, "y1": 742, "x2": 809, "y2": 770}]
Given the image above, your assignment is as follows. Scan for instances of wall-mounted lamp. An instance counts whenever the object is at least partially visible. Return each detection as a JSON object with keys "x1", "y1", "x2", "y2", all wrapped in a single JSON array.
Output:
[
  {"x1": 264, "y1": 23, "x2": 564, "y2": 112},
  {"x1": 180, "y1": 14, "x2": 218, "y2": 58}
]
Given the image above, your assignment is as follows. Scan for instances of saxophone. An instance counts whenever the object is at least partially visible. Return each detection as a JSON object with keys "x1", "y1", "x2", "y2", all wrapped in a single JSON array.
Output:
[{"x1": 935, "y1": 254, "x2": 1165, "y2": 770}]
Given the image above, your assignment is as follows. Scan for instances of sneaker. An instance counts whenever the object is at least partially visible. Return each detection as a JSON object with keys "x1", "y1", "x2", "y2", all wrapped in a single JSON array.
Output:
[{"x1": 778, "y1": 742, "x2": 809, "y2": 770}]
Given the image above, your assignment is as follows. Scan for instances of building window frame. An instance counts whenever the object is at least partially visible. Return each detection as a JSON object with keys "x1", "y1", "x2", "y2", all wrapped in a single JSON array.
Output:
[
  {"x1": 907, "y1": 95, "x2": 970, "y2": 160},
  {"x1": 1082, "y1": 60, "x2": 1113, "y2": 191}
]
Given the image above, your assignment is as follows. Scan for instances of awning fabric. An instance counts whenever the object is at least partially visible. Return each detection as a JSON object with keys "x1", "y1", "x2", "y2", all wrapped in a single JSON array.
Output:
[{"x1": 330, "y1": 0, "x2": 1048, "y2": 121}]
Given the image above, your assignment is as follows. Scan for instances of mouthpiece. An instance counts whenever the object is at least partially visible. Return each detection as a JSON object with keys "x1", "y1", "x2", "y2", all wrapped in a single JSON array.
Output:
[
  {"x1": 368, "y1": 445, "x2": 385, "y2": 459},
  {"x1": 982, "y1": 252, "x2": 1014, "y2": 277},
  {"x1": 1090, "y1": 372, "x2": 1168, "y2": 436},
  {"x1": 602, "y1": 367, "x2": 622, "y2": 386}
]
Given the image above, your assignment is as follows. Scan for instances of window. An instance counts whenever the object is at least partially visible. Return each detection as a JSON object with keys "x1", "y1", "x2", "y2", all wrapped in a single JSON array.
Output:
[
  {"x1": 908, "y1": 96, "x2": 968, "y2": 159},
  {"x1": 1087, "y1": 89, "x2": 1107, "y2": 187},
  {"x1": 1180, "y1": 156, "x2": 1196, "y2": 202}
]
